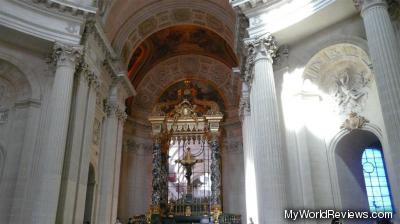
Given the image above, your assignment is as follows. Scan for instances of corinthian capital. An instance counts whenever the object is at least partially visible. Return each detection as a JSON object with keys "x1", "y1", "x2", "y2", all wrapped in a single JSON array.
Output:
[
  {"x1": 245, "y1": 33, "x2": 278, "y2": 60},
  {"x1": 51, "y1": 43, "x2": 83, "y2": 67},
  {"x1": 242, "y1": 33, "x2": 278, "y2": 85},
  {"x1": 353, "y1": 0, "x2": 387, "y2": 11}
]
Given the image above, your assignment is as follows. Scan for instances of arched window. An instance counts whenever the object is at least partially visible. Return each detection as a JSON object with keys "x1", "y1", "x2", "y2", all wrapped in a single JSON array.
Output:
[{"x1": 362, "y1": 148, "x2": 393, "y2": 212}]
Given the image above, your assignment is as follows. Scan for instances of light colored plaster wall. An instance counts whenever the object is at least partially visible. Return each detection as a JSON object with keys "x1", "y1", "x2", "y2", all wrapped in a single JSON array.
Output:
[
  {"x1": 0, "y1": 36, "x2": 53, "y2": 223},
  {"x1": 118, "y1": 120, "x2": 153, "y2": 222},
  {"x1": 221, "y1": 122, "x2": 246, "y2": 221},
  {"x1": 279, "y1": 15, "x2": 390, "y2": 213}
]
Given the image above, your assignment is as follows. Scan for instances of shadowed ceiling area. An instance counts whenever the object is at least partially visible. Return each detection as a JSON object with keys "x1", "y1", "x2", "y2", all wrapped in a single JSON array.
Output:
[{"x1": 127, "y1": 25, "x2": 238, "y2": 88}]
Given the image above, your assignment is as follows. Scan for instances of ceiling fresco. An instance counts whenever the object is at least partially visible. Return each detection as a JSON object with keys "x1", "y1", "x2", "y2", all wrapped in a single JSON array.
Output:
[
  {"x1": 127, "y1": 25, "x2": 238, "y2": 87},
  {"x1": 158, "y1": 80, "x2": 226, "y2": 115}
]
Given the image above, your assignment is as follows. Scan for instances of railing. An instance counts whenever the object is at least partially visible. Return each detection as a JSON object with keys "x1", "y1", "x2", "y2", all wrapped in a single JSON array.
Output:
[{"x1": 220, "y1": 213, "x2": 242, "y2": 224}]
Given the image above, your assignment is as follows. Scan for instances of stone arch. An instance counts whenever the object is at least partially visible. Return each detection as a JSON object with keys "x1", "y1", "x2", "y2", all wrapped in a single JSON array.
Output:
[
  {"x1": 109, "y1": 0, "x2": 236, "y2": 57},
  {"x1": 301, "y1": 35, "x2": 370, "y2": 68},
  {"x1": 327, "y1": 123, "x2": 385, "y2": 210},
  {"x1": 131, "y1": 55, "x2": 240, "y2": 118},
  {"x1": 0, "y1": 52, "x2": 41, "y2": 101}
]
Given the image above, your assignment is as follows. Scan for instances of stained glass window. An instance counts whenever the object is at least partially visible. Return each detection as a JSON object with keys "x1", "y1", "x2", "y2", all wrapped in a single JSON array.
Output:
[{"x1": 362, "y1": 148, "x2": 393, "y2": 212}]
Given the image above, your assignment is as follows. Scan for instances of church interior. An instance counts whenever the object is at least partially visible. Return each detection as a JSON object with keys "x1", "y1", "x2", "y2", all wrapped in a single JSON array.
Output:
[{"x1": 0, "y1": 0, "x2": 400, "y2": 223}]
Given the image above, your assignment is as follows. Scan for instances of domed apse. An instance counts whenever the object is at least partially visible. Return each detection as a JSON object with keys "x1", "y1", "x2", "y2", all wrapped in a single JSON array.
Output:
[{"x1": 127, "y1": 25, "x2": 238, "y2": 88}]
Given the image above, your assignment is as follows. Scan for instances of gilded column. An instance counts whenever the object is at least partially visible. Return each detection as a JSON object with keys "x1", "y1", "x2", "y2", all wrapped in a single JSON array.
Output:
[
  {"x1": 355, "y1": 0, "x2": 400, "y2": 215},
  {"x1": 210, "y1": 133, "x2": 222, "y2": 207},
  {"x1": 239, "y1": 82, "x2": 259, "y2": 224},
  {"x1": 151, "y1": 138, "x2": 162, "y2": 214},
  {"x1": 246, "y1": 34, "x2": 288, "y2": 224},
  {"x1": 33, "y1": 43, "x2": 82, "y2": 224}
]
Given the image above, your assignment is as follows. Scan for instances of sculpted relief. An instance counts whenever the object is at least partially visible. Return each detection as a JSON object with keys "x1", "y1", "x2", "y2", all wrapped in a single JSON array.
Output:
[
  {"x1": 304, "y1": 44, "x2": 373, "y2": 114},
  {"x1": 330, "y1": 68, "x2": 370, "y2": 114}
]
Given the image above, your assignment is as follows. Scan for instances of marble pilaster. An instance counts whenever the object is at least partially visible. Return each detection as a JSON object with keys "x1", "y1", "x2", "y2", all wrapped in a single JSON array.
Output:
[
  {"x1": 56, "y1": 63, "x2": 98, "y2": 223},
  {"x1": 239, "y1": 82, "x2": 258, "y2": 224},
  {"x1": 73, "y1": 70, "x2": 100, "y2": 223},
  {"x1": 96, "y1": 81, "x2": 126, "y2": 224}
]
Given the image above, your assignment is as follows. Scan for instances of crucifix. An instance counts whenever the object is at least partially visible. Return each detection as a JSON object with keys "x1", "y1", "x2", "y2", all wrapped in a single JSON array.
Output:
[{"x1": 175, "y1": 147, "x2": 204, "y2": 195}]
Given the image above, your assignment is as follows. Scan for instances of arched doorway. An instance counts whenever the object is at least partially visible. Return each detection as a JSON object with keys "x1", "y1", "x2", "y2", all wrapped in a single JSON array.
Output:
[
  {"x1": 83, "y1": 163, "x2": 96, "y2": 223},
  {"x1": 335, "y1": 129, "x2": 394, "y2": 213}
]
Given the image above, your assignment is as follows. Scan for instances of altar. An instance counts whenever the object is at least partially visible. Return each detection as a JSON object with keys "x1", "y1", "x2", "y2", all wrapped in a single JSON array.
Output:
[{"x1": 132, "y1": 81, "x2": 241, "y2": 224}]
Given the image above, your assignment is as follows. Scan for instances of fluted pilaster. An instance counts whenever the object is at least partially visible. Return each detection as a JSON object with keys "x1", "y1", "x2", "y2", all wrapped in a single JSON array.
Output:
[
  {"x1": 96, "y1": 82, "x2": 127, "y2": 224},
  {"x1": 240, "y1": 82, "x2": 259, "y2": 224},
  {"x1": 356, "y1": 0, "x2": 400, "y2": 216},
  {"x1": 246, "y1": 34, "x2": 287, "y2": 223},
  {"x1": 32, "y1": 42, "x2": 82, "y2": 224},
  {"x1": 56, "y1": 62, "x2": 92, "y2": 224},
  {"x1": 72, "y1": 67, "x2": 100, "y2": 223}
]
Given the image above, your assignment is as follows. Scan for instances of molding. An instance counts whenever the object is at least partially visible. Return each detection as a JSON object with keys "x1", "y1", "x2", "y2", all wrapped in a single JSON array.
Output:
[
  {"x1": 234, "y1": 0, "x2": 335, "y2": 37},
  {"x1": 14, "y1": 98, "x2": 42, "y2": 108},
  {"x1": 0, "y1": 0, "x2": 92, "y2": 44}
]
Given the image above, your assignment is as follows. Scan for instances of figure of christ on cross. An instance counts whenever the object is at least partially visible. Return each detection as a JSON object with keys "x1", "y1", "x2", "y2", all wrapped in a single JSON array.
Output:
[{"x1": 175, "y1": 147, "x2": 204, "y2": 194}]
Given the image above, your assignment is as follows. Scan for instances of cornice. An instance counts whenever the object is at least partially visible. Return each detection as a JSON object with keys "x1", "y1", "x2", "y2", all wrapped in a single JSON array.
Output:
[
  {"x1": 233, "y1": 0, "x2": 335, "y2": 37},
  {"x1": 0, "y1": 0, "x2": 93, "y2": 44},
  {"x1": 30, "y1": 0, "x2": 96, "y2": 17}
]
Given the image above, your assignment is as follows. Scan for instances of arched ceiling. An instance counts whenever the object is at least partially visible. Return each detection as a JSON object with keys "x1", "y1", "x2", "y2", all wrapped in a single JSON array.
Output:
[
  {"x1": 127, "y1": 25, "x2": 238, "y2": 87},
  {"x1": 102, "y1": 0, "x2": 241, "y2": 124},
  {"x1": 103, "y1": 0, "x2": 236, "y2": 47},
  {"x1": 129, "y1": 55, "x2": 241, "y2": 123}
]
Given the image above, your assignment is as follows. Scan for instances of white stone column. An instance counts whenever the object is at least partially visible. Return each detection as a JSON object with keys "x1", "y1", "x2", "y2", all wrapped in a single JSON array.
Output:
[
  {"x1": 239, "y1": 82, "x2": 259, "y2": 224},
  {"x1": 96, "y1": 81, "x2": 126, "y2": 224},
  {"x1": 56, "y1": 63, "x2": 94, "y2": 223},
  {"x1": 246, "y1": 34, "x2": 288, "y2": 224},
  {"x1": 356, "y1": 0, "x2": 400, "y2": 216},
  {"x1": 32, "y1": 43, "x2": 82, "y2": 224}
]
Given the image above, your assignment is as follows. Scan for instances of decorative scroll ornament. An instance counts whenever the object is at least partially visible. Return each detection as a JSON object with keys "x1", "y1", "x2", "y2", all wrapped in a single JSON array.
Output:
[{"x1": 341, "y1": 112, "x2": 369, "y2": 131}]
